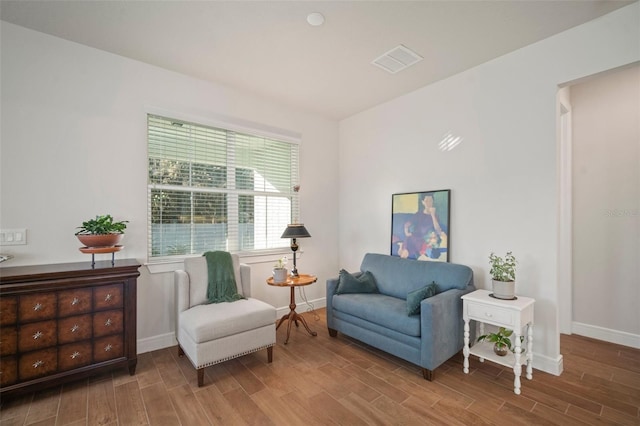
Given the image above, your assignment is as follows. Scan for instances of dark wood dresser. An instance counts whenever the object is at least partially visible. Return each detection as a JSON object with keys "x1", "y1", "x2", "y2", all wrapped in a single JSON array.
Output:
[{"x1": 0, "y1": 259, "x2": 140, "y2": 397}]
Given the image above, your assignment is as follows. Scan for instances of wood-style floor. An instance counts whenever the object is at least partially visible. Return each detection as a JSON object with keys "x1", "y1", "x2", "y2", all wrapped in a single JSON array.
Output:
[{"x1": 1, "y1": 308, "x2": 639, "y2": 425}]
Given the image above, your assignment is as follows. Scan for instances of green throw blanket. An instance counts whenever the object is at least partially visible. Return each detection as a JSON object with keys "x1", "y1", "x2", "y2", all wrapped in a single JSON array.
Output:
[{"x1": 203, "y1": 251, "x2": 245, "y2": 304}]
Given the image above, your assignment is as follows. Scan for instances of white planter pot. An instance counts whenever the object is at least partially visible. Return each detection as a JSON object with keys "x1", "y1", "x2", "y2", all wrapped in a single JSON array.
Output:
[
  {"x1": 273, "y1": 268, "x2": 288, "y2": 283},
  {"x1": 492, "y1": 279, "x2": 515, "y2": 300}
]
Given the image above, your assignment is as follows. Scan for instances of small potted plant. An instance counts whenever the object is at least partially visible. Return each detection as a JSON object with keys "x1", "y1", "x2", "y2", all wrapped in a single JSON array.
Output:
[
  {"x1": 273, "y1": 256, "x2": 288, "y2": 283},
  {"x1": 477, "y1": 327, "x2": 514, "y2": 356},
  {"x1": 489, "y1": 251, "x2": 517, "y2": 299},
  {"x1": 75, "y1": 214, "x2": 128, "y2": 248}
]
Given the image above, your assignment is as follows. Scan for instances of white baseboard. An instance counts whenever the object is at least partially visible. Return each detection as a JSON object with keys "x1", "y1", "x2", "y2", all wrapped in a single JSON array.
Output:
[
  {"x1": 137, "y1": 332, "x2": 177, "y2": 354},
  {"x1": 136, "y1": 297, "x2": 327, "y2": 355},
  {"x1": 532, "y1": 352, "x2": 563, "y2": 376},
  {"x1": 572, "y1": 322, "x2": 640, "y2": 349}
]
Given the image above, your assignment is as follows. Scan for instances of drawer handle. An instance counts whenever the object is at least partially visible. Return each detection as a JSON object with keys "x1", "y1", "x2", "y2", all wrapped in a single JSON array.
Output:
[
  {"x1": 485, "y1": 313, "x2": 493, "y2": 318},
  {"x1": 105, "y1": 294, "x2": 113, "y2": 302},
  {"x1": 71, "y1": 324, "x2": 80, "y2": 333},
  {"x1": 72, "y1": 297, "x2": 80, "y2": 306},
  {"x1": 33, "y1": 303, "x2": 43, "y2": 311},
  {"x1": 105, "y1": 318, "x2": 112, "y2": 327},
  {"x1": 71, "y1": 351, "x2": 81, "y2": 359},
  {"x1": 104, "y1": 344, "x2": 113, "y2": 352},
  {"x1": 33, "y1": 331, "x2": 43, "y2": 340},
  {"x1": 32, "y1": 360, "x2": 44, "y2": 369}
]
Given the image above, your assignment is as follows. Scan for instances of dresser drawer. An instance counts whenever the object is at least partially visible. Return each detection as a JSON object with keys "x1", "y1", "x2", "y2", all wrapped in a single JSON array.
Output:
[
  {"x1": 94, "y1": 284, "x2": 123, "y2": 310},
  {"x1": 19, "y1": 348, "x2": 57, "y2": 381},
  {"x1": 93, "y1": 310, "x2": 123, "y2": 337},
  {"x1": 58, "y1": 314, "x2": 92, "y2": 344},
  {"x1": 58, "y1": 288, "x2": 92, "y2": 317},
  {"x1": 1, "y1": 297, "x2": 17, "y2": 325},
  {"x1": 0, "y1": 356, "x2": 17, "y2": 386},
  {"x1": 467, "y1": 303, "x2": 515, "y2": 327},
  {"x1": 0, "y1": 326, "x2": 18, "y2": 355},
  {"x1": 94, "y1": 335, "x2": 123, "y2": 363},
  {"x1": 18, "y1": 320, "x2": 57, "y2": 352},
  {"x1": 58, "y1": 341, "x2": 92, "y2": 372},
  {"x1": 19, "y1": 293, "x2": 57, "y2": 322}
]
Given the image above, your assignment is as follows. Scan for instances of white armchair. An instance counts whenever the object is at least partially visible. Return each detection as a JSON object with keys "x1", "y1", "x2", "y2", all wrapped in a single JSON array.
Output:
[{"x1": 175, "y1": 255, "x2": 276, "y2": 386}]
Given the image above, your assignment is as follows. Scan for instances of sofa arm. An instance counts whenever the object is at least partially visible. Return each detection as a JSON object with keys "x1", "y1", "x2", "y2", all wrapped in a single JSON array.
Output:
[
  {"x1": 420, "y1": 285, "x2": 475, "y2": 370},
  {"x1": 326, "y1": 277, "x2": 339, "y2": 296},
  {"x1": 326, "y1": 277, "x2": 339, "y2": 330}
]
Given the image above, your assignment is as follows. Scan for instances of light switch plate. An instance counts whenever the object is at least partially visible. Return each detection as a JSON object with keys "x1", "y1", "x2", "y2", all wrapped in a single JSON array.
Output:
[{"x1": 0, "y1": 228, "x2": 27, "y2": 245}]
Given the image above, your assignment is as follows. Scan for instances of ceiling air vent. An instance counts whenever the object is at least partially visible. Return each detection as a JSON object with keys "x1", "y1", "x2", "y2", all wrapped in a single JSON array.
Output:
[{"x1": 372, "y1": 44, "x2": 423, "y2": 74}]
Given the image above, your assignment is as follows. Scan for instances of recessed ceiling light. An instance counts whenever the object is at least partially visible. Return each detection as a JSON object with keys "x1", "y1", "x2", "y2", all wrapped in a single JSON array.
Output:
[{"x1": 307, "y1": 12, "x2": 325, "y2": 27}]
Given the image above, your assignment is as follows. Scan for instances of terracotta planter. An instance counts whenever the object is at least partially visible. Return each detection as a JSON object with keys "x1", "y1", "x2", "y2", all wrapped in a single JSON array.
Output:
[{"x1": 77, "y1": 233, "x2": 123, "y2": 248}]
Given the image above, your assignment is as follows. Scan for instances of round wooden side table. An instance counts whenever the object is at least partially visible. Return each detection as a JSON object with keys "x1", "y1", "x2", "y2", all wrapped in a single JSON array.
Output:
[{"x1": 266, "y1": 274, "x2": 317, "y2": 344}]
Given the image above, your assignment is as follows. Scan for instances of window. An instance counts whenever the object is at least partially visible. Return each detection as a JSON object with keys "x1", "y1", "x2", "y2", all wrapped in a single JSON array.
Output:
[{"x1": 147, "y1": 114, "x2": 299, "y2": 261}]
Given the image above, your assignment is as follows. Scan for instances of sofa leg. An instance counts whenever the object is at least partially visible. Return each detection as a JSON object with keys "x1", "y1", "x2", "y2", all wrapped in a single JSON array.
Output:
[
  {"x1": 267, "y1": 346, "x2": 273, "y2": 363},
  {"x1": 328, "y1": 328, "x2": 337, "y2": 337},
  {"x1": 197, "y1": 368, "x2": 204, "y2": 387},
  {"x1": 178, "y1": 345, "x2": 185, "y2": 357},
  {"x1": 422, "y1": 368, "x2": 434, "y2": 381}
]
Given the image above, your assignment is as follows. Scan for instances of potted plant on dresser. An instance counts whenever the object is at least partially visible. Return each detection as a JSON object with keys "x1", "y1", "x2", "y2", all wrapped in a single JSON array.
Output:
[
  {"x1": 489, "y1": 251, "x2": 517, "y2": 300},
  {"x1": 75, "y1": 214, "x2": 128, "y2": 248}
]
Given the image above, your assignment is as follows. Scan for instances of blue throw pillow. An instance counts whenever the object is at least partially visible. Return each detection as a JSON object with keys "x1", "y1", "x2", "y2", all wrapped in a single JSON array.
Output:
[
  {"x1": 406, "y1": 281, "x2": 438, "y2": 316},
  {"x1": 335, "y1": 269, "x2": 378, "y2": 294}
]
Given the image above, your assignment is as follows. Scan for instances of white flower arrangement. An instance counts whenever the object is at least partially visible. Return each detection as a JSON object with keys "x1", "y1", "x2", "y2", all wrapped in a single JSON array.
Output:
[{"x1": 274, "y1": 256, "x2": 288, "y2": 269}]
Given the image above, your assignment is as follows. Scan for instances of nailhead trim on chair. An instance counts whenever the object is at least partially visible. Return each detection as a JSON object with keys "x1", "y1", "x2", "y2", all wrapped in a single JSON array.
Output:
[{"x1": 194, "y1": 343, "x2": 275, "y2": 369}]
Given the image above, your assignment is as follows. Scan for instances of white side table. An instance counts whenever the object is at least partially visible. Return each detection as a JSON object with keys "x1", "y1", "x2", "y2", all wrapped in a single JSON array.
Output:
[{"x1": 462, "y1": 289, "x2": 535, "y2": 395}]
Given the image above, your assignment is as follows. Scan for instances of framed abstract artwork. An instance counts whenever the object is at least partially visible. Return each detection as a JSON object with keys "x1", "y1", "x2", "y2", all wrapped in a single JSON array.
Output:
[{"x1": 391, "y1": 190, "x2": 451, "y2": 262}]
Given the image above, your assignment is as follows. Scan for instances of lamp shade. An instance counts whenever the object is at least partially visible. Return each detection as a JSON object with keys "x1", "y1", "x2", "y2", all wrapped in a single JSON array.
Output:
[{"x1": 281, "y1": 224, "x2": 311, "y2": 239}]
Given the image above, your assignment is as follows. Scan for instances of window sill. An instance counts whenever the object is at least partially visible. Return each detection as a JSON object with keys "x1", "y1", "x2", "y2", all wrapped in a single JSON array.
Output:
[{"x1": 144, "y1": 249, "x2": 293, "y2": 274}]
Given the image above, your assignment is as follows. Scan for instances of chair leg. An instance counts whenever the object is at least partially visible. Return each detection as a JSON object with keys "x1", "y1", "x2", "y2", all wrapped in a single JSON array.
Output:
[
  {"x1": 422, "y1": 368, "x2": 434, "y2": 381},
  {"x1": 267, "y1": 346, "x2": 273, "y2": 363},
  {"x1": 197, "y1": 368, "x2": 205, "y2": 387},
  {"x1": 328, "y1": 328, "x2": 337, "y2": 337}
]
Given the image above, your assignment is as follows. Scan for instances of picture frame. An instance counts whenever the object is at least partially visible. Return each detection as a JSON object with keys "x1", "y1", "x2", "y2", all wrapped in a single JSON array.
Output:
[{"x1": 391, "y1": 190, "x2": 451, "y2": 262}]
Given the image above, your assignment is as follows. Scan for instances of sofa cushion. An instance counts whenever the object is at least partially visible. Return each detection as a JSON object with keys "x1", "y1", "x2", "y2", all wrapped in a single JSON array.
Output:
[
  {"x1": 332, "y1": 293, "x2": 420, "y2": 337},
  {"x1": 179, "y1": 298, "x2": 275, "y2": 343},
  {"x1": 406, "y1": 282, "x2": 438, "y2": 316},
  {"x1": 336, "y1": 270, "x2": 378, "y2": 294}
]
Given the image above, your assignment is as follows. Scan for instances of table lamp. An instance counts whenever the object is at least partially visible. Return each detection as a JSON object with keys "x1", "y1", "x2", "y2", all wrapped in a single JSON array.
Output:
[{"x1": 281, "y1": 224, "x2": 311, "y2": 277}]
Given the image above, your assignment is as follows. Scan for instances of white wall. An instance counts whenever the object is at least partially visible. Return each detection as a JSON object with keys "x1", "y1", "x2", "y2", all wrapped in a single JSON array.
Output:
[
  {"x1": 0, "y1": 22, "x2": 340, "y2": 352},
  {"x1": 338, "y1": 3, "x2": 640, "y2": 374},
  {"x1": 571, "y1": 64, "x2": 640, "y2": 346}
]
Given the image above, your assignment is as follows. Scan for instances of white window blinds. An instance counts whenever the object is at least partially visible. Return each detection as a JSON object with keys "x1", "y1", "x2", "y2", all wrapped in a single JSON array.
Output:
[{"x1": 147, "y1": 114, "x2": 299, "y2": 260}]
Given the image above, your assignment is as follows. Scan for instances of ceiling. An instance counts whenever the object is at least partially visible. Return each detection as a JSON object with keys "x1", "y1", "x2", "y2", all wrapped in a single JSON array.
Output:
[{"x1": 0, "y1": 0, "x2": 634, "y2": 120}]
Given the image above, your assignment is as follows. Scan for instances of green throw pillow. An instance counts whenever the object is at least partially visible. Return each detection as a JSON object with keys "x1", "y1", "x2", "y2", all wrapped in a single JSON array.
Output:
[
  {"x1": 335, "y1": 269, "x2": 378, "y2": 294},
  {"x1": 406, "y1": 281, "x2": 438, "y2": 316}
]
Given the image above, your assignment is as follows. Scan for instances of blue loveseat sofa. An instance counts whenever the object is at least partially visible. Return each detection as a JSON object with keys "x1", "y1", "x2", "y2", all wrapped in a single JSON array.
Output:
[{"x1": 326, "y1": 253, "x2": 475, "y2": 380}]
